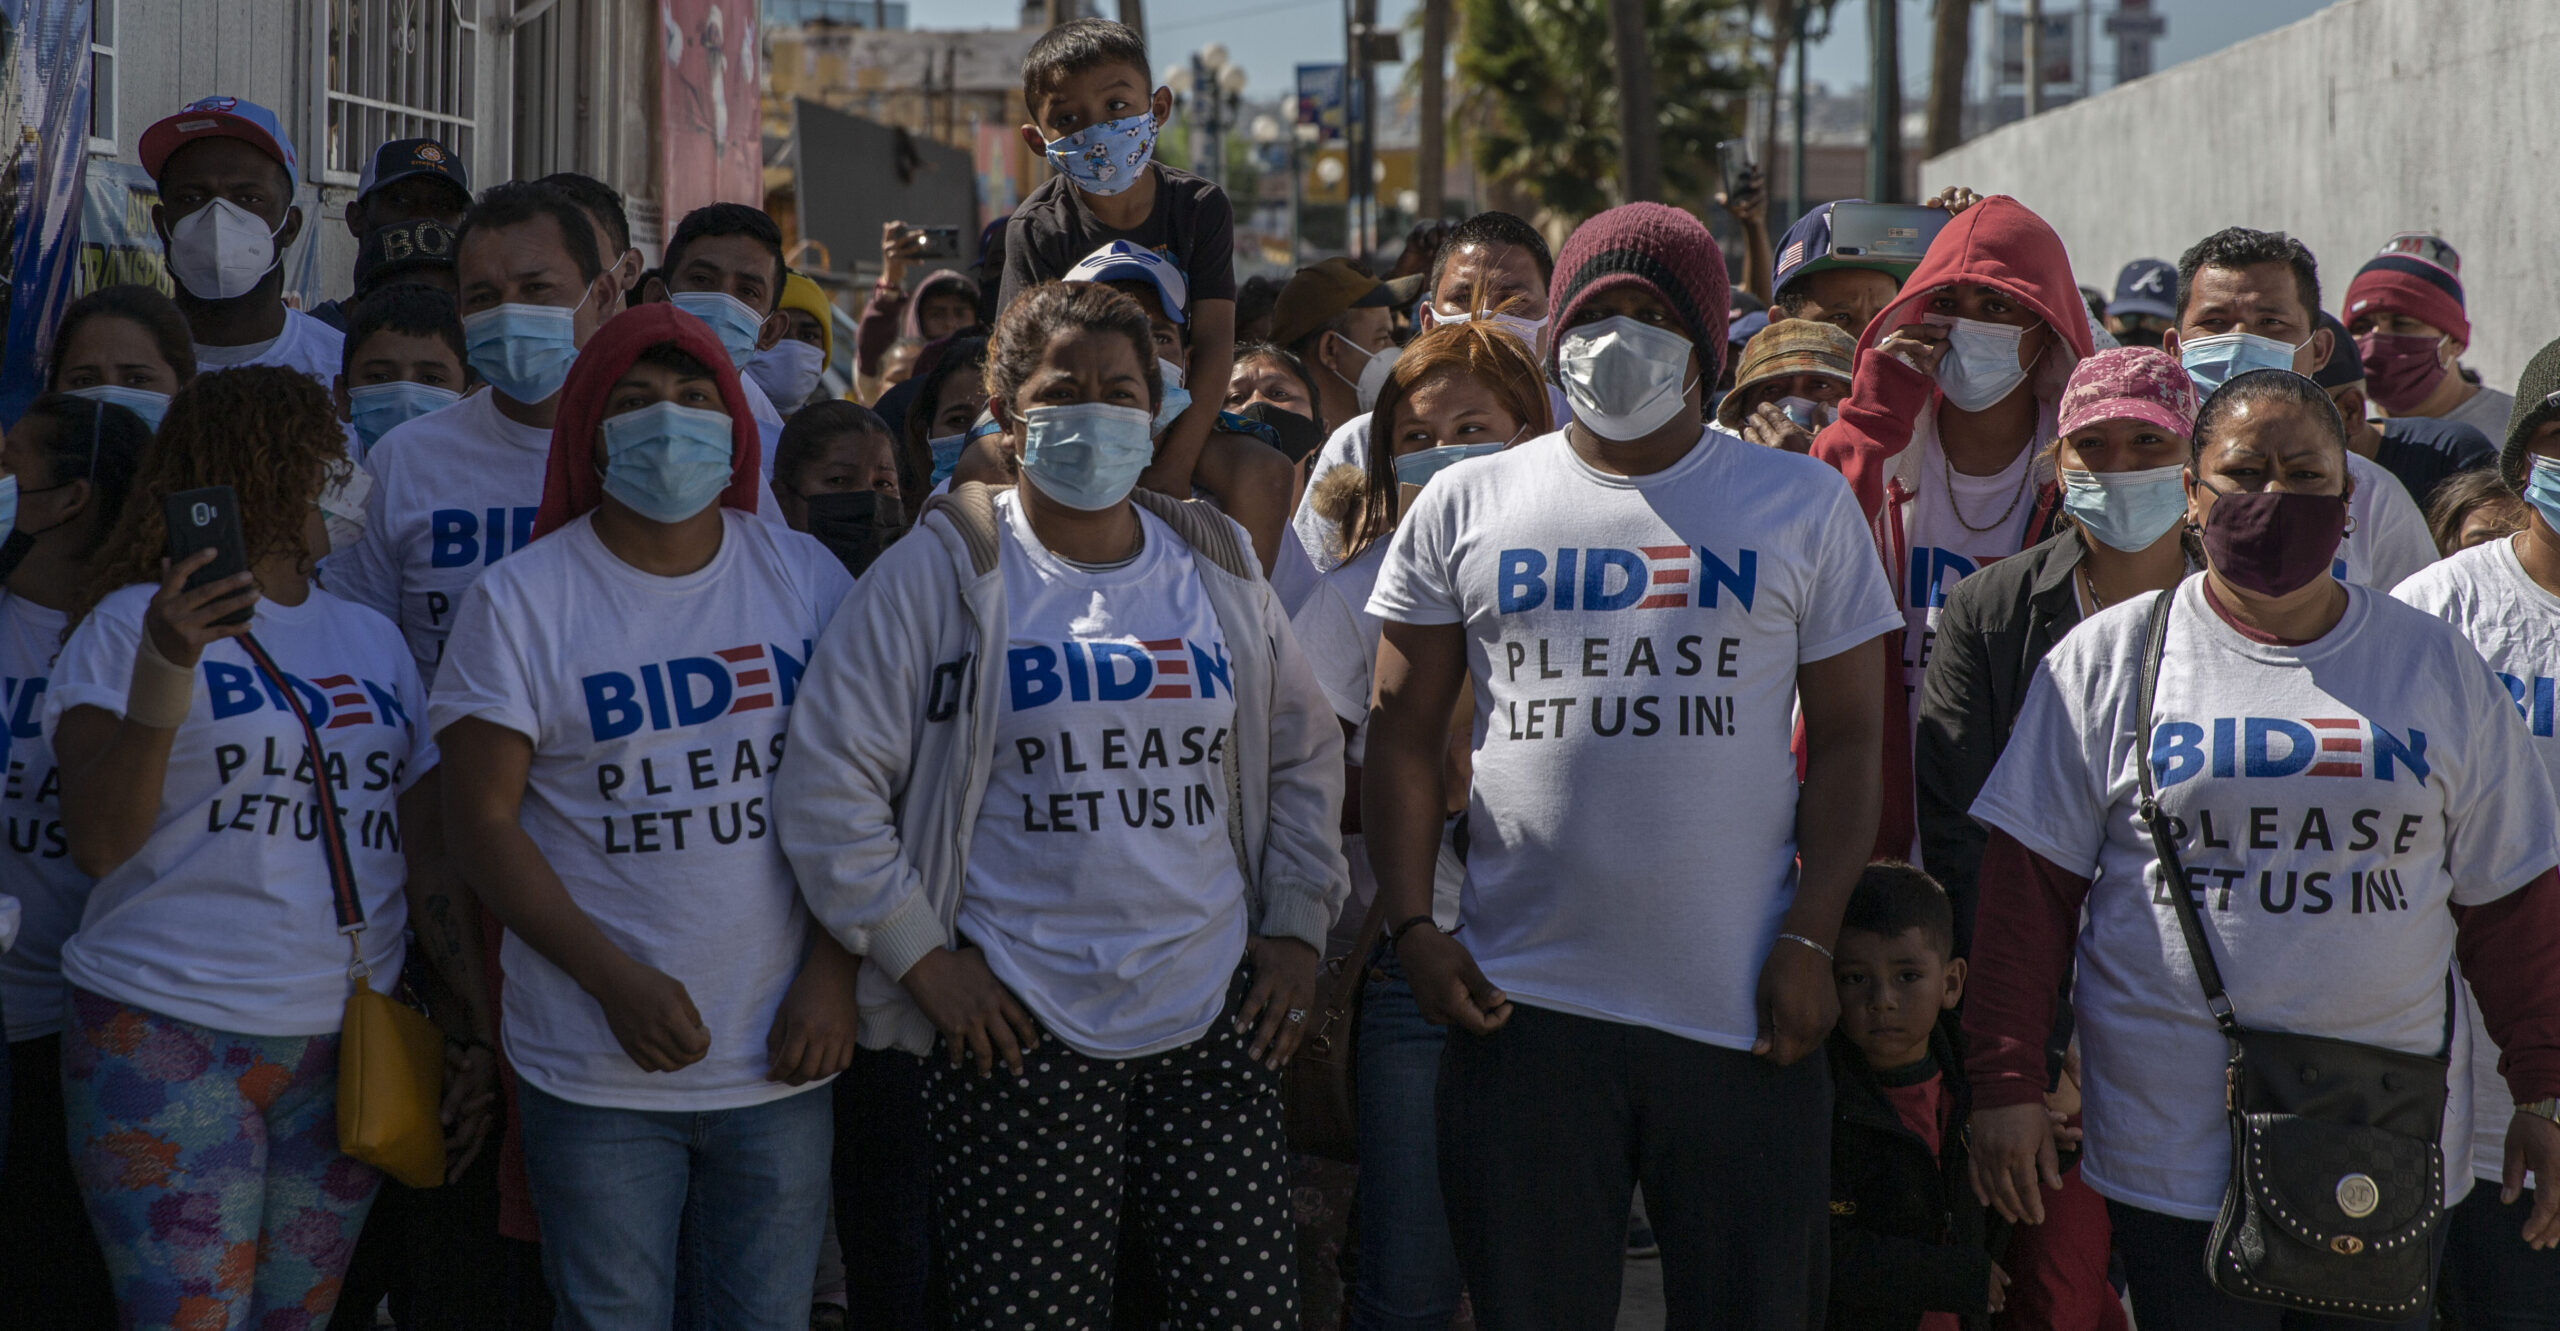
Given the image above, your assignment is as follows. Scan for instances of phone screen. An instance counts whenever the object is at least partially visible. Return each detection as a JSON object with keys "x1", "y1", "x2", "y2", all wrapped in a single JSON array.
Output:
[{"x1": 162, "y1": 484, "x2": 254, "y2": 627}]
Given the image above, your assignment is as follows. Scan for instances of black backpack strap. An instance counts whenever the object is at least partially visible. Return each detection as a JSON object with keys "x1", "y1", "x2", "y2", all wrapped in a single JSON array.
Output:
[{"x1": 2132, "y1": 585, "x2": 2239, "y2": 1036}]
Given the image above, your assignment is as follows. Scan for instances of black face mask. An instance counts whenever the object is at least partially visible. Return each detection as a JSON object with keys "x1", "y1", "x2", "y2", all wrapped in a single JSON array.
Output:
[
  {"x1": 1233, "y1": 401, "x2": 1326, "y2": 464},
  {"x1": 800, "y1": 489, "x2": 909, "y2": 577}
]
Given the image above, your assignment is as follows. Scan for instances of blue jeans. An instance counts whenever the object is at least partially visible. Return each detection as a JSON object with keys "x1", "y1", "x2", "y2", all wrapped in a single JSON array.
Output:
[
  {"x1": 2440, "y1": 1182, "x2": 2560, "y2": 1329},
  {"x1": 1351, "y1": 945, "x2": 1461, "y2": 1330},
  {"x1": 519, "y1": 1083, "x2": 833, "y2": 1331}
]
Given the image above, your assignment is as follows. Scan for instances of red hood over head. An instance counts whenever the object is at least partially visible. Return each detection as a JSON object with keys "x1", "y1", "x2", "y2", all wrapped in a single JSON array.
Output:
[
  {"x1": 533, "y1": 302, "x2": 764, "y2": 540},
  {"x1": 1856, "y1": 195, "x2": 2094, "y2": 372}
]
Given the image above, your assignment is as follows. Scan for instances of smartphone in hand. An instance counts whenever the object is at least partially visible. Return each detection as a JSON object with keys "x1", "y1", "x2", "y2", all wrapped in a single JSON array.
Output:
[
  {"x1": 162, "y1": 485, "x2": 254, "y2": 627},
  {"x1": 1716, "y1": 138, "x2": 1756, "y2": 200}
]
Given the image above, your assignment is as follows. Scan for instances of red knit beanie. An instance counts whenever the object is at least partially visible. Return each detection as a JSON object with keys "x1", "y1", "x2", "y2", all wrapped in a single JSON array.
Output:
[
  {"x1": 2344, "y1": 253, "x2": 2469, "y2": 345},
  {"x1": 1548, "y1": 203, "x2": 1733, "y2": 380}
]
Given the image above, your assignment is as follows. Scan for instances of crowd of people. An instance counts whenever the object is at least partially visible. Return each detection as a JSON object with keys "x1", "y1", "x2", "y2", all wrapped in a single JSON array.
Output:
[{"x1": 2, "y1": 15, "x2": 2558, "y2": 1331}]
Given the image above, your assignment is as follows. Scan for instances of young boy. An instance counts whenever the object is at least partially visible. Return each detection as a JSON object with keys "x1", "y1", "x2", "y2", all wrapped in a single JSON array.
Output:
[
  {"x1": 335, "y1": 284, "x2": 470, "y2": 458},
  {"x1": 1828, "y1": 862, "x2": 2004, "y2": 1329},
  {"x1": 1003, "y1": 19, "x2": 1258, "y2": 530}
]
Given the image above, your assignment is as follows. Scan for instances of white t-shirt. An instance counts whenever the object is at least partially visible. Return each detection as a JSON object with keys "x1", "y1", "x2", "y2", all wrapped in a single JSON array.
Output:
[
  {"x1": 1268, "y1": 525, "x2": 1322, "y2": 618},
  {"x1": 1, "y1": 596, "x2": 91, "y2": 1040},
  {"x1": 194, "y1": 308, "x2": 345, "y2": 388},
  {"x1": 2340, "y1": 450, "x2": 2437, "y2": 593},
  {"x1": 1899, "y1": 433, "x2": 2043, "y2": 723},
  {"x1": 739, "y1": 374, "x2": 784, "y2": 483},
  {"x1": 1973, "y1": 577, "x2": 2559, "y2": 1219},
  {"x1": 1291, "y1": 539, "x2": 1389, "y2": 764},
  {"x1": 1367, "y1": 428, "x2": 1901, "y2": 1047},
  {"x1": 2394, "y1": 535, "x2": 2560, "y2": 1185},
  {"x1": 960, "y1": 491, "x2": 1251, "y2": 1060},
  {"x1": 429, "y1": 510, "x2": 853, "y2": 1111},
  {"x1": 44, "y1": 586, "x2": 433, "y2": 1037},
  {"x1": 321, "y1": 389, "x2": 552, "y2": 686}
]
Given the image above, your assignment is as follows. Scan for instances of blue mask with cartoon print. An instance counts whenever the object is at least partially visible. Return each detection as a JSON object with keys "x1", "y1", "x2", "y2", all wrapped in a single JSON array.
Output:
[{"x1": 1043, "y1": 110, "x2": 1160, "y2": 197}]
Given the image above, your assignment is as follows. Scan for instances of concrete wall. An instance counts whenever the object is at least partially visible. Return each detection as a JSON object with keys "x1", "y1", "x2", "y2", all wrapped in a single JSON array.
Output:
[{"x1": 1920, "y1": 0, "x2": 2560, "y2": 391}]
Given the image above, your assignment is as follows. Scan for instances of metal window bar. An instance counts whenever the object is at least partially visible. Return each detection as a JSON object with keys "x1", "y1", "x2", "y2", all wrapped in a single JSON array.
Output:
[
  {"x1": 89, "y1": 0, "x2": 115, "y2": 152},
  {"x1": 321, "y1": 0, "x2": 479, "y2": 186}
]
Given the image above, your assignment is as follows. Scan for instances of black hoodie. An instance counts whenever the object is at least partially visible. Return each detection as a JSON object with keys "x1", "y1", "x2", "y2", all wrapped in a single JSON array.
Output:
[{"x1": 1825, "y1": 1012, "x2": 2004, "y2": 1331}]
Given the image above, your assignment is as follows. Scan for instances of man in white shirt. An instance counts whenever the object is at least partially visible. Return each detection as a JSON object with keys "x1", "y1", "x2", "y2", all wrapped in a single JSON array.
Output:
[
  {"x1": 321, "y1": 181, "x2": 617, "y2": 684},
  {"x1": 644, "y1": 203, "x2": 796, "y2": 469},
  {"x1": 140, "y1": 96, "x2": 343, "y2": 387}
]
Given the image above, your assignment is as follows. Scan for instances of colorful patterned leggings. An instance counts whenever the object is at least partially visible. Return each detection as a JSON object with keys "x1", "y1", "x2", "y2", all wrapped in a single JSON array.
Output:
[{"x1": 61, "y1": 988, "x2": 381, "y2": 1331}]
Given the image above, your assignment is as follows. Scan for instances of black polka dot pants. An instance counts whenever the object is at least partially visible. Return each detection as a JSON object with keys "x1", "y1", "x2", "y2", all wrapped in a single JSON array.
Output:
[{"x1": 924, "y1": 970, "x2": 1297, "y2": 1330}]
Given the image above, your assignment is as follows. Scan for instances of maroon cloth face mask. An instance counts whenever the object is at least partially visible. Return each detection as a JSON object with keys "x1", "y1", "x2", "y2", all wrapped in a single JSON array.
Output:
[
  {"x1": 2199, "y1": 486, "x2": 2348, "y2": 598},
  {"x1": 2356, "y1": 331, "x2": 2449, "y2": 415}
]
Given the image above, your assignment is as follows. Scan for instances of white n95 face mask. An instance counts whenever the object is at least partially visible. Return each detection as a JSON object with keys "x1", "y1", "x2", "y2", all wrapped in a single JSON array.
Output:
[
  {"x1": 166, "y1": 198, "x2": 283, "y2": 302},
  {"x1": 1932, "y1": 316, "x2": 2032, "y2": 412},
  {"x1": 1435, "y1": 306, "x2": 1552, "y2": 354},
  {"x1": 1556, "y1": 316, "x2": 1699, "y2": 441},
  {"x1": 1329, "y1": 334, "x2": 1401, "y2": 413}
]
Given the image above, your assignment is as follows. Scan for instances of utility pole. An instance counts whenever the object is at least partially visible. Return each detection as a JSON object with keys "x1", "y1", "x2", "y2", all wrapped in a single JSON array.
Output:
[
  {"x1": 1608, "y1": 0, "x2": 1661, "y2": 203},
  {"x1": 1349, "y1": 0, "x2": 1378, "y2": 260},
  {"x1": 1792, "y1": 3, "x2": 1809, "y2": 225},
  {"x1": 1119, "y1": 0, "x2": 1145, "y2": 46},
  {"x1": 1417, "y1": 0, "x2": 1448, "y2": 223},
  {"x1": 2027, "y1": 0, "x2": 2048, "y2": 115},
  {"x1": 1924, "y1": 0, "x2": 1970, "y2": 158},
  {"x1": 1865, "y1": 0, "x2": 1902, "y2": 202}
]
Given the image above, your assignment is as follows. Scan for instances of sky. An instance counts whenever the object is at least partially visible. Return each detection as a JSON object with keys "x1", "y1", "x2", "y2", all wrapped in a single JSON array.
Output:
[{"x1": 926, "y1": 0, "x2": 2341, "y2": 110}]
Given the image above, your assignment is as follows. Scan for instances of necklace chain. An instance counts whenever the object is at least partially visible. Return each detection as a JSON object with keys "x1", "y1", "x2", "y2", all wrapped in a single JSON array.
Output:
[
  {"x1": 2079, "y1": 563, "x2": 2107, "y2": 611},
  {"x1": 1939, "y1": 438, "x2": 2033, "y2": 534}
]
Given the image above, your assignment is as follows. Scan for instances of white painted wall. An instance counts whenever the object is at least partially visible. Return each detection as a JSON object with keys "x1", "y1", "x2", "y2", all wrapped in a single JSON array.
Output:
[{"x1": 1921, "y1": 0, "x2": 2560, "y2": 392}]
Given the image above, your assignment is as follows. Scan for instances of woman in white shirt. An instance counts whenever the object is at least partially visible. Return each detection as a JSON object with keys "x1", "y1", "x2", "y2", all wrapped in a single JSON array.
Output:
[
  {"x1": 1290, "y1": 318, "x2": 1548, "y2": 1329},
  {"x1": 776, "y1": 280, "x2": 1348, "y2": 1327},
  {"x1": 47, "y1": 366, "x2": 485, "y2": 1329},
  {"x1": 0, "y1": 393, "x2": 150, "y2": 1323},
  {"x1": 1964, "y1": 368, "x2": 2560, "y2": 1327}
]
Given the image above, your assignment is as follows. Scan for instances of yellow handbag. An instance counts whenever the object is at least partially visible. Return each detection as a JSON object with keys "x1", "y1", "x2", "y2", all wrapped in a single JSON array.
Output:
[{"x1": 243, "y1": 634, "x2": 448, "y2": 1190}]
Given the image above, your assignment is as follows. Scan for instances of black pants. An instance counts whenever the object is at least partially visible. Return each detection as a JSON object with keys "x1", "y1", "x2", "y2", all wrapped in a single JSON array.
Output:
[
  {"x1": 2440, "y1": 1182, "x2": 2560, "y2": 1330},
  {"x1": 326, "y1": 1129, "x2": 513, "y2": 1331},
  {"x1": 0, "y1": 1034, "x2": 116, "y2": 1330},
  {"x1": 924, "y1": 969, "x2": 1295, "y2": 1330},
  {"x1": 833, "y1": 1044, "x2": 938, "y2": 1331},
  {"x1": 2109, "y1": 1199, "x2": 2442, "y2": 1330},
  {"x1": 1436, "y1": 1003, "x2": 1832, "y2": 1330}
]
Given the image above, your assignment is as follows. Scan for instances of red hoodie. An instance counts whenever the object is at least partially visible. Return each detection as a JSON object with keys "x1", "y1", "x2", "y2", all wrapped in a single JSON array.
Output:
[
  {"x1": 1808, "y1": 195, "x2": 2092, "y2": 861},
  {"x1": 532, "y1": 301, "x2": 766, "y2": 541}
]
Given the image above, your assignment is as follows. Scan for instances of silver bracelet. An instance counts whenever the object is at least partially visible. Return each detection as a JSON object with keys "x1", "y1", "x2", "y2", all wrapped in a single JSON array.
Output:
[{"x1": 1776, "y1": 932, "x2": 1834, "y2": 961}]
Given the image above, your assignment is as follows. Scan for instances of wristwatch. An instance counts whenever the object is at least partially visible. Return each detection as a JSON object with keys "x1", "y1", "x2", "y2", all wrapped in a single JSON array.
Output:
[{"x1": 2520, "y1": 1098, "x2": 2560, "y2": 1126}]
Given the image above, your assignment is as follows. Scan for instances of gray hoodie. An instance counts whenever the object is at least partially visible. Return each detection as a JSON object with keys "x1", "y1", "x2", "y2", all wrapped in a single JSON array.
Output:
[{"x1": 775, "y1": 482, "x2": 1350, "y2": 1054}]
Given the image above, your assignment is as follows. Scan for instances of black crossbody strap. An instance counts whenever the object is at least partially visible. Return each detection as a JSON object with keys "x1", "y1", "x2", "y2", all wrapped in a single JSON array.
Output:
[
  {"x1": 237, "y1": 633, "x2": 367, "y2": 940},
  {"x1": 2132, "y1": 585, "x2": 2240, "y2": 1036}
]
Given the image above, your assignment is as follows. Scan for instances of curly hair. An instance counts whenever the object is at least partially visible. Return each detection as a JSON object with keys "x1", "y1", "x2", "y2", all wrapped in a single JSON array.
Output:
[
  {"x1": 986, "y1": 282, "x2": 1161, "y2": 421},
  {"x1": 70, "y1": 366, "x2": 347, "y2": 630},
  {"x1": 1334, "y1": 320, "x2": 1552, "y2": 560}
]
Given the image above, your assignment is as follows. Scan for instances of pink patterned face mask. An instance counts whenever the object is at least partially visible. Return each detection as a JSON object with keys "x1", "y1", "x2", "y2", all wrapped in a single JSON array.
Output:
[{"x1": 1043, "y1": 110, "x2": 1159, "y2": 197}]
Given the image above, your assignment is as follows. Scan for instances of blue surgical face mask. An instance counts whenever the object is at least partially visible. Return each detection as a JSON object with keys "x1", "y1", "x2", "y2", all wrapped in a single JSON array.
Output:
[
  {"x1": 928, "y1": 432, "x2": 968, "y2": 486},
  {"x1": 68, "y1": 384, "x2": 171, "y2": 432},
  {"x1": 1043, "y1": 109, "x2": 1161, "y2": 197},
  {"x1": 1017, "y1": 402, "x2": 1155, "y2": 511},
  {"x1": 0, "y1": 473, "x2": 17, "y2": 547},
  {"x1": 2177, "y1": 329, "x2": 2308, "y2": 396},
  {"x1": 1152, "y1": 383, "x2": 1192, "y2": 437},
  {"x1": 670, "y1": 290, "x2": 766, "y2": 370},
  {"x1": 599, "y1": 401, "x2": 737, "y2": 523},
  {"x1": 2060, "y1": 462, "x2": 2190, "y2": 553},
  {"x1": 346, "y1": 380, "x2": 463, "y2": 451},
  {"x1": 2524, "y1": 455, "x2": 2560, "y2": 535},
  {"x1": 463, "y1": 290, "x2": 591, "y2": 404},
  {"x1": 1392, "y1": 441, "x2": 1509, "y2": 488}
]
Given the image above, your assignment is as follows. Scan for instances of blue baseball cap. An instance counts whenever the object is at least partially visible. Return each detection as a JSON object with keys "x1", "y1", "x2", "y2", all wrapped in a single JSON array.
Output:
[
  {"x1": 1062, "y1": 240, "x2": 1190, "y2": 325},
  {"x1": 142, "y1": 95, "x2": 299, "y2": 192},
  {"x1": 1726, "y1": 309, "x2": 1770, "y2": 347},
  {"x1": 2107, "y1": 258, "x2": 2178, "y2": 321}
]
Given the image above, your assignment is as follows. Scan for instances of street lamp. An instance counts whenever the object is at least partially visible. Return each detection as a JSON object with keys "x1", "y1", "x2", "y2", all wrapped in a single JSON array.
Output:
[{"x1": 1179, "y1": 45, "x2": 1248, "y2": 190}]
